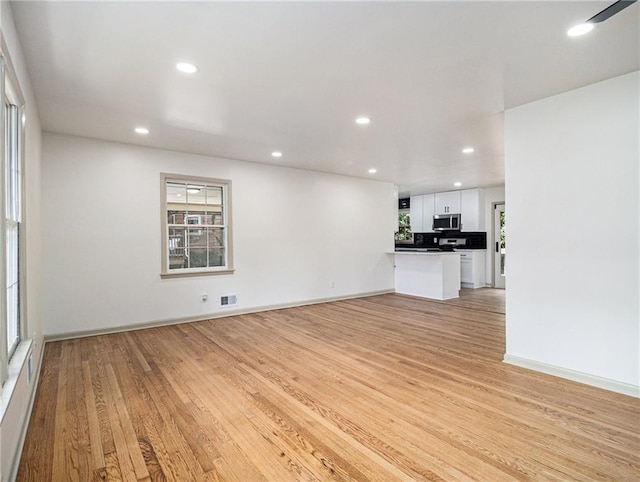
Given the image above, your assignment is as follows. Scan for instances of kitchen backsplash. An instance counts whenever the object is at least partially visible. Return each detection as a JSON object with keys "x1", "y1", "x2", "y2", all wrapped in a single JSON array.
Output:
[{"x1": 401, "y1": 231, "x2": 487, "y2": 250}]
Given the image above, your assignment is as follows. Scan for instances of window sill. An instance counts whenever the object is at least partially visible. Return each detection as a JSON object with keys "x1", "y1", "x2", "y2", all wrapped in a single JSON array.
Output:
[
  {"x1": 1, "y1": 339, "x2": 33, "y2": 423},
  {"x1": 160, "y1": 268, "x2": 235, "y2": 279}
]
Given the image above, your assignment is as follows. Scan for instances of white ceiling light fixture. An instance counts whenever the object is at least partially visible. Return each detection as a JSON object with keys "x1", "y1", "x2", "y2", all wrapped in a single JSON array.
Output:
[
  {"x1": 454, "y1": 181, "x2": 462, "y2": 187},
  {"x1": 568, "y1": 0, "x2": 637, "y2": 37},
  {"x1": 134, "y1": 126, "x2": 149, "y2": 135},
  {"x1": 462, "y1": 147, "x2": 475, "y2": 154},
  {"x1": 356, "y1": 116, "x2": 371, "y2": 125},
  {"x1": 368, "y1": 168, "x2": 377, "y2": 174},
  {"x1": 567, "y1": 23, "x2": 594, "y2": 37},
  {"x1": 176, "y1": 62, "x2": 199, "y2": 74},
  {"x1": 271, "y1": 151, "x2": 282, "y2": 158}
]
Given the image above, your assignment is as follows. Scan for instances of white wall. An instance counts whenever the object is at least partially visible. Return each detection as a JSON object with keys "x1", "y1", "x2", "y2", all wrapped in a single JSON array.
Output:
[
  {"x1": 505, "y1": 72, "x2": 639, "y2": 391},
  {"x1": 0, "y1": 3, "x2": 43, "y2": 481},
  {"x1": 42, "y1": 133, "x2": 396, "y2": 337}
]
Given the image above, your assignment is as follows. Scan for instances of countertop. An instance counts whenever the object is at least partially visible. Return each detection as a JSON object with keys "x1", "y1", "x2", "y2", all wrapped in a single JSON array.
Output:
[{"x1": 391, "y1": 250, "x2": 459, "y2": 256}]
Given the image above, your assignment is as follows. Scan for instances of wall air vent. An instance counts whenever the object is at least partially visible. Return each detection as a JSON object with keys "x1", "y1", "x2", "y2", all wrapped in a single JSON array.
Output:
[{"x1": 220, "y1": 294, "x2": 237, "y2": 308}]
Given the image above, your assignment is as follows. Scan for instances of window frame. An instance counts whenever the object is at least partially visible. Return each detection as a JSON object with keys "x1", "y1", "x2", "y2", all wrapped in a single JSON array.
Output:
[
  {"x1": 0, "y1": 40, "x2": 27, "y2": 385},
  {"x1": 160, "y1": 173, "x2": 234, "y2": 278}
]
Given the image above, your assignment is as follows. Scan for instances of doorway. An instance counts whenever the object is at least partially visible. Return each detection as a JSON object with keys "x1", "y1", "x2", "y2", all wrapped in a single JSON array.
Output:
[{"x1": 493, "y1": 203, "x2": 506, "y2": 289}]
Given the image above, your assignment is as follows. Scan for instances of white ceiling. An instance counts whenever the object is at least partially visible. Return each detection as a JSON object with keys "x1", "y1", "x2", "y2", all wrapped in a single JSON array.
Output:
[{"x1": 11, "y1": 1, "x2": 639, "y2": 196}]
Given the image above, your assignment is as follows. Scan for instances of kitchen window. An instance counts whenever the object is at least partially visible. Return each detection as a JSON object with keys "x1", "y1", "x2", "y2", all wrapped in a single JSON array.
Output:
[
  {"x1": 395, "y1": 210, "x2": 412, "y2": 243},
  {"x1": 161, "y1": 174, "x2": 233, "y2": 278}
]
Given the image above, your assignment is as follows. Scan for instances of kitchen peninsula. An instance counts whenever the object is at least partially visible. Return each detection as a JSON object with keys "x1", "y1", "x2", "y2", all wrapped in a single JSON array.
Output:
[{"x1": 394, "y1": 251, "x2": 460, "y2": 300}]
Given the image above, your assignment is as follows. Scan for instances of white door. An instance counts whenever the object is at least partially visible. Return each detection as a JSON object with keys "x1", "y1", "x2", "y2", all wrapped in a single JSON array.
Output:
[{"x1": 493, "y1": 203, "x2": 506, "y2": 289}]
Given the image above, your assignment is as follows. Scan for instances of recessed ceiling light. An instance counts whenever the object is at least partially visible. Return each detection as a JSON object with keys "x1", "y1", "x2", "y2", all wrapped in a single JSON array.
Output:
[
  {"x1": 368, "y1": 168, "x2": 377, "y2": 174},
  {"x1": 134, "y1": 127, "x2": 149, "y2": 135},
  {"x1": 271, "y1": 151, "x2": 283, "y2": 158},
  {"x1": 462, "y1": 147, "x2": 474, "y2": 154},
  {"x1": 356, "y1": 117, "x2": 371, "y2": 125},
  {"x1": 176, "y1": 62, "x2": 199, "y2": 74},
  {"x1": 454, "y1": 181, "x2": 462, "y2": 187},
  {"x1": 567, "y1": 23, "x2": 594, "y2": 37}
]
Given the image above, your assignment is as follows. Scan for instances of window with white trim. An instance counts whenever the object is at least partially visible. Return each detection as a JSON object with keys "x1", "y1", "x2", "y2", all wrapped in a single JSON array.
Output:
[
  {"x1": 5, "y1": 102, "x2": 21, "y2": 358},
  {"x1": 161, "y1": 174, "x2": 233, "y2": 277},
  {"x1": 0, "y1": 49, "x2": 25, "y2": 382}
]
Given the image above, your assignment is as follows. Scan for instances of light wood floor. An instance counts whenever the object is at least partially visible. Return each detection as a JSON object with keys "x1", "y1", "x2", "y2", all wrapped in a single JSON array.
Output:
[{"x1": 17, "y1": 289, "x2": 640, "y2": 481}]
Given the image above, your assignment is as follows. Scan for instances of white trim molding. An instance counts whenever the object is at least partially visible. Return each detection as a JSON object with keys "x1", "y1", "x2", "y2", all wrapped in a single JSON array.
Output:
[
  {"x1": 45, "y1": 290, "x2": 395, "y2": 342},
  {"x1": 3, "y1": 337, "x2": 45, "y2": 482},
  {"x1": 503, "y1": 354, "x2": 639, "y2": 398}
]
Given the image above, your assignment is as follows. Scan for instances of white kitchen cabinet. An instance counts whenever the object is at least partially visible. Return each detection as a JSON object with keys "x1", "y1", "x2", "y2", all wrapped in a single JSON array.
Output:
[
  {"x1": 460, "y1": 188, "x2": 486, "y2": 231},
  {"x1": 422, "y1": 194, "x2": 435, "y2": 232},
  {"x1": 435, "y1": 191, "x2": 461, "y2": 214},
  {"x1": 458, "y1": 249, "x2": 486, "y2": 288},
  {"x1": 395, "y1": 251, "x2": 460, "y2": 300},
  {"x1": 410, "y1": 189, "x2": 485, "y2": 233},
  {"x1": 409, "y1": 194, "x2": 436, "y2": 233},
  {"x1": 409, "y1": 195, "x2": 424, "y2": 232}
]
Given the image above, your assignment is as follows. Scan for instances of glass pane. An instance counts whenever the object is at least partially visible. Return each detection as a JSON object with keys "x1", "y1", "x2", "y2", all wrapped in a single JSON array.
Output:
[
  {"x1": 167, "y1": 182, "x2": 188, "y2": 225},
  {"x1": 186, "y1": 214, "x2": 202, "y2": 226},
  {"x1": 188, "y1": 227, "x2": 205, "y2": 247},
  {"x1": 6, "y1": 222, "x2": 19, "y2": 355},
  {"x1": 188, "y1": 248, "x2": 207, "y2": 268},
  {"x1": 211, "y1": 209, "x2": 224, "y2": 226},
  {"x1": 205, "y1": 186, "x2": 223, "y2": 225},
  {"x1": 168, "y1": 227, "x2": 187, "y2": 269},
  {"x1": 395, "y1": 212, "x2": 412, "y2": 241},
  {"x1": 7, "y1": 283, "x2": 18, "y2": 354},
  {"x1": 6, "y1": 223, "x2": 18, "y2": 285},
  {"x1": 5, "y1": 104, "x2": 19, "y2": 221},
  {"x1": 167, "y1": 181, "x2": 187, "y2": 201},
  {"x1": 207, "y1": 227, "x2": 225, "y2": 249},
  {"x1": 187, "y1": 184, "x2": 206, "y2": 207},
  {"x1": 208, "y1": 248, "x2": 225, "y2": 267}
]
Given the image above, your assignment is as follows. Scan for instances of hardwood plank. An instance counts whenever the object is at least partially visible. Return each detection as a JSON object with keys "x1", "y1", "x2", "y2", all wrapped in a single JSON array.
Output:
[{"x1": 17, "y1": 290, "x2": 640, "y2": 481}]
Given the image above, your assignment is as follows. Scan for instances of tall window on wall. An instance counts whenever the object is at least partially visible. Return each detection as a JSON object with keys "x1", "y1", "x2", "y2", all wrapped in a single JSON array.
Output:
[
  {"x1": 5, "y1": 102, "x2": 21, "y2": 358},
  {"x1": 0, "y1": 51, "x2": 25, "y2": 375},
  {"x1": 161, "y1": 174, "x2": 233, "y2": 278}
]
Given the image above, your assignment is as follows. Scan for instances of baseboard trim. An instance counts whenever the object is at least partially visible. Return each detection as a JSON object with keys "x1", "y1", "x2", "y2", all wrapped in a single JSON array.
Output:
[
  {"x1": 503, "y1": 354, "x2": 639, "y2": 398},
  {"x1": 44, "y1": 289, "x2": 395, "y2": 342},
  {"x1": 9, "y1": 338, "x2": 45, "y2": 482}
]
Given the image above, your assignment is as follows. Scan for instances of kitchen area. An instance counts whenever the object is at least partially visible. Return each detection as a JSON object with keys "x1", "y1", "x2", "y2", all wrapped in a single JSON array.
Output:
[{"x1": 394, "y1": 187, "x2": 502, "y2": 300}]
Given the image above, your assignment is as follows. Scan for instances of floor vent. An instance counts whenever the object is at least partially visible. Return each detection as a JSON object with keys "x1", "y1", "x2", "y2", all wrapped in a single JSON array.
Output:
[{"x1": 220, "y1": 294, "x2": 237, "y2": 307}]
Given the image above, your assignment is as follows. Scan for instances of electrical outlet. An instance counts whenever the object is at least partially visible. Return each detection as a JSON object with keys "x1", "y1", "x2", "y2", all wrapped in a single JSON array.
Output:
[{"x1": 202, "y1": 293, "x2": 208, "y2": 302}]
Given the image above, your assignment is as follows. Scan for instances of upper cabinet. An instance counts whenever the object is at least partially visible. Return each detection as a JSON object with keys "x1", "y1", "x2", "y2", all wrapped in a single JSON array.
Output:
[
  {"x1": 409, "y1": 188, "x2": 485, "y2": 233},
  {"x1": 423, "y1": 194, "x2": 435, "y2": 231},
  {"x1": 409, "y1": 194, "x2": 424, "y2": 232},
  {"x1": 409, "y1": 194, "x2": 435, "y2": 232},
  {"x1": 434, "y1": 191, "x2": 461, "y2": 214},
  {"x1": 460, "y1": 188, "x2": 486, "y2": 231}
]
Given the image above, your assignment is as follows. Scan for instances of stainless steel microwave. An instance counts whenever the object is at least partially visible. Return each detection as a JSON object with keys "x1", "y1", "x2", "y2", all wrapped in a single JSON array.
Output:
[{"x1": 433, "y1": 213, "x2": 461, "y2": 231}]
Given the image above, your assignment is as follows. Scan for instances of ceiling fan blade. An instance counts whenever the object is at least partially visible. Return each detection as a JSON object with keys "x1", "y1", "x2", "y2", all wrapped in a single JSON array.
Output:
[{"x1": 587, "y1": 0, "x2": 637, "y2": 24}]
